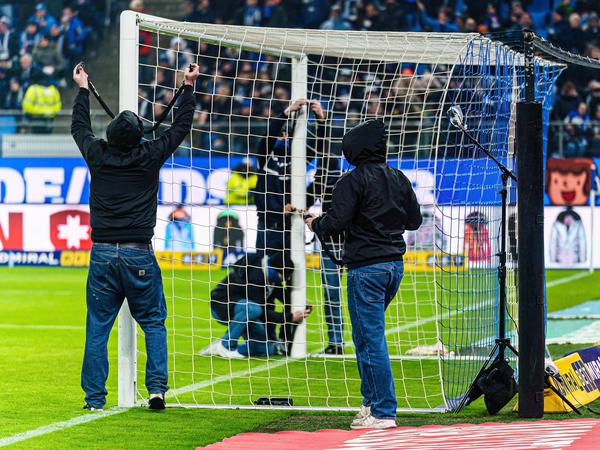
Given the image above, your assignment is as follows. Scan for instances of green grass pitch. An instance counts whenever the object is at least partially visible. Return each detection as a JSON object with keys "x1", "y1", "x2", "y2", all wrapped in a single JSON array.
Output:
[{"x1": 1, "y1": 267, "x2": 599, "y2": 449}]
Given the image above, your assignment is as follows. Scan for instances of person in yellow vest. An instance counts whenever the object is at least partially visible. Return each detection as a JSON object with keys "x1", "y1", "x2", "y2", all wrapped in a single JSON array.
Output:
[
  {"x1": 225, "y1": 157, "x2": 258, "y2": 205},
  {"x1": 22, "y1": 73, "x2": 61, "y2": 133}
]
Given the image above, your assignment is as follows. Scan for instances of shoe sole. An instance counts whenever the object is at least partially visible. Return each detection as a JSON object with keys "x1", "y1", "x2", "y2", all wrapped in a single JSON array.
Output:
[
  {"x1": 148, "y1": 397, "x2": 166, "y2": 410},
  {"x1": 351, "y1": 424, "x2": 396, "y2": 429}
]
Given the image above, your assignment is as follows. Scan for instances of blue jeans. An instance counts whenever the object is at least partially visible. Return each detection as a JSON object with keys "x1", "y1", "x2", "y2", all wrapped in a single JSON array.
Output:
[
  {"x1": 347, "y1": 260, "x2": 404, "y2": 419},
  {"x1": 321, "y1": 252, "x2": 344, "y2": 345},
  {"x1": 82, "y1": 243, "x2": 168, "y2": 408},
  {"x1": 212, "y1": 299, "x2": 273, "y2": 356}
]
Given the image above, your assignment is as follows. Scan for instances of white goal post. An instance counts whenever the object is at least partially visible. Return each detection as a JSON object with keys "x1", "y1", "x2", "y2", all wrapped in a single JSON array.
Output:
[{"x1": 117, "y1": 9, "x2": 561, "y2": 411}]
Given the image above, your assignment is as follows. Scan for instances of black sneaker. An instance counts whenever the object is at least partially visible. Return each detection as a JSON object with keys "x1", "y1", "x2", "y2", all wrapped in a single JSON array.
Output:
[
  {"x1": 323, "y1": 344, "x2": 344, "y2": 355},
  {"x1": 83, "y1": 403, "x2": 104, "y2": 412},
  {"x1": 148, "y1": 393, "x2": 166, "y2": 410}
]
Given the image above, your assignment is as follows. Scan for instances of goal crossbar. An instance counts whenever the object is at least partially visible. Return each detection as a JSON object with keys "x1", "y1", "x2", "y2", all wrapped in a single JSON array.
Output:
[{"x1": 136, "y1": 13, "x2": 558, "y2": 67}]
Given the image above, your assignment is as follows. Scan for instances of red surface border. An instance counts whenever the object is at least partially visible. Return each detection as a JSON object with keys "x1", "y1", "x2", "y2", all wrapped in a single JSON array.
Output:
[{"x1": 198, "y1": 419, "x2": 600, "y2": 450}]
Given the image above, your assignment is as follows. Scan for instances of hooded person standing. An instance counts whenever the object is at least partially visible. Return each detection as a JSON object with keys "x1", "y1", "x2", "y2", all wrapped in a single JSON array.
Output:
[
  {"x1": 305, "y1": 119, "x2": 422, "y2": 429},
  {"x1": 71, "y1": 62, "x2": 199, "y2": 411}
]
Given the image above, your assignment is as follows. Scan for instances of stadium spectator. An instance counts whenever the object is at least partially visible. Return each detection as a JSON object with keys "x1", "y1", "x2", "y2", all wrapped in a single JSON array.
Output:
[
  {"x1": 201, "y1": 252, "x2": 311, "y2": 358},
  {"x1": 19, "y1": 20, "x2": 40, "y2": 55},
  {"x1": 164, "y1": 205, "x2": 195, "y2": 251},
  {"x1": 416, "y1": 1, "x2": 459, "y2": 33},
  {"x1": 32, "y1": 33, "x2": 66, "y2": 86},
  {"x1": 555, "y1": 13, "x2": 587, "y2": 55},
  {"x1": 71, "y1": 62, "x2": 200, "y2": 411},
  {"x1": 4, "y1": 76, "x2": 22, "y2": 109},
  {"x1": 300, "y1": 0, "x2": 329, "y2": 28},
  {"x1": 213, "y1": 210, "x2": 245, "y2": 266},
  {"x1": 28, "y1": 3, "x2": 57, "y2": 35},
  {"x1": 183, "y1": 0, "x2": 215, "y2": 24},
  {"x1": 253, "y1": 99, "x2": 326, "y2": 261},
  {"x1": 162, "y1": 37, "x2": 194, "y2": 69},
  {"x1": 233, "y1": 0, "x2": 263, "y2": 27},
  {"x1": 11, "y1": 53, "x2": 36, "y2": 92},
  {"x1": 590, "y1": 106, "x2": 600, "y2": 156},
  {"x1": 586, "y1": 12, "x2": 599, "y2": 43},
  {"x1": 225, "y1": 158, "x2": 258, "y2": 205},
  {"x1": 0, "y1": 16, "x2": 17, "y2": 67},
  {"x1": 355, "y1": 2, "x2": 386, "y2": 31},
  {"x1": 555, "y1": 0, "x2": 576, "y2": 19},
  {"x1": 553, "y1": 81, "x2": 580, "y2": 120},
  {"x1": 22, "y1": 73, "x2": 61, "y2": 133},
  {"x1": 482, "y1": 2, "x2": 502, "y2": 31},
  {"x1": 565, "y1": 102, "x2": 591, "y2": 130},
  {"x1": 320, "y1": 4, "x2": 352, "y2": 31},
  {"x1": 60, "y1": 6, "x2": 88, "y2": 68},
  {"x1": 261, "y1": 0, "x2": 288, "y2": 28},
  {"x1": 587, "y1": 80, "x2": 600, "y2": 121},
  {"x1": 306, "y1": 154, "x2": 345, "y2": 355}
]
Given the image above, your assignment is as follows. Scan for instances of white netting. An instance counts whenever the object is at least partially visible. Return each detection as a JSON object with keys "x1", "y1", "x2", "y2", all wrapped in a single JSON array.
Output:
[{"x1": 123, "y1": 15, "x2": 560, "y2": 412}]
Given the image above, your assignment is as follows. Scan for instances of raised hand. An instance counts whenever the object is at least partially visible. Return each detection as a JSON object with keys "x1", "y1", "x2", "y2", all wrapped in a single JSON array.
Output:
[
  {"x1": 309, "y1": 100, "x2": 326, "y2": 120},
  {"x1": 73, "y1": 63, "x2": 89, "y2": 89},
  {"x1": 284, "y1": 98, "x2": 307, "y2": 117},
  {"x1": 184, "y1": 63, "x2": 200, "y2": 86}
]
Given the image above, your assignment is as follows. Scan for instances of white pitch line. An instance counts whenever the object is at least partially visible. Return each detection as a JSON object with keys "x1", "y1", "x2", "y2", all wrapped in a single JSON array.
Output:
[
  {"x1": 0, "y1": 408, "x2": 127, "y2": 447},
  {"x1": 0, "y1": 345, "x2": 301, "y2": 447},
  {"x1": 0, "y1": 302, "x2": 451, "y2": 445},
  {"x1": 547, "y1": 271, "x2": 592, "y2": 288}
]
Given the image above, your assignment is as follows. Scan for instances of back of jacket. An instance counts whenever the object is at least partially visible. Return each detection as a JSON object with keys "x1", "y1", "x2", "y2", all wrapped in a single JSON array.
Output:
[
  {"x1": 71, "y1": 86, "x2": 196, "y2": 243},
  {"x1": 312, "y1": 119, "x2": 422, "y2": 268}
]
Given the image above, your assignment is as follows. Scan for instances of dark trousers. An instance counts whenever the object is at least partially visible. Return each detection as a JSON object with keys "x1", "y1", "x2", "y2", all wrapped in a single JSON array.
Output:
[{"x1": 82, "y1": 243, "x2": 168, "y2": 408}]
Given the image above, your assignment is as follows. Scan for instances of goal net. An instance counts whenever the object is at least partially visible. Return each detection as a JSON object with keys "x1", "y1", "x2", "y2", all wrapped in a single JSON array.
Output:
[{"x1": 117, "y1": 11, "x2": 561, "y2": 412}]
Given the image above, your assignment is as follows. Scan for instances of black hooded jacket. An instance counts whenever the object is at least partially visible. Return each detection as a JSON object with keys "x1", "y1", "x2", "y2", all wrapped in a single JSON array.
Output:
[
  {"x1": 71, "y1": 86, "x2": 196, "y2": 243},
  {"x1": 210, "y1": 253, "x2": 293, "y2": 325},
  {"x1": 312, "y1": 119, "x2": 422, "y2": 268}
]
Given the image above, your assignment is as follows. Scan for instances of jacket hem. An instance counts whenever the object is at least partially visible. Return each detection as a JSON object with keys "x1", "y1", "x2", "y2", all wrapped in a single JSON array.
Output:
[{"x1": 346, "y1": 254, "x2": 404, "y2": 270}]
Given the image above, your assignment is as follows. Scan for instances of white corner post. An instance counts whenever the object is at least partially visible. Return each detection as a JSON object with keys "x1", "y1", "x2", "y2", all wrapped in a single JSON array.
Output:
[
  {"x1": 118, "y1": 9, "x2": 139, "y2": 407},
  {"x1": 290, "y1": 55, "x2": 308, "y2": 358}
]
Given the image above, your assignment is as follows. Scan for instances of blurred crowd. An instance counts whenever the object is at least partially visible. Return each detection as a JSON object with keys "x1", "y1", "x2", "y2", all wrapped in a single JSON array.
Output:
[
  {"x1": 1, "y1": 0, "x2": 599, "y2": 155},
  {"x1": 0, "y1": 1, "x2": 111, "y2": 130},
  {"x1": 142, "y1": 0, "x2": 600, "y2": 157}
]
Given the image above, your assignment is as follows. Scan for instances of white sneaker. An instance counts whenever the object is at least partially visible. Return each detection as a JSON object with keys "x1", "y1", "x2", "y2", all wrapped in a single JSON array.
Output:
[
  {"x1": 199, "y1": 340, "x2": 222, "y2": 356},
  {"x1": 351, "y1": 414, "x2": 396, "y2": 429},
  {"x1": 351, "y1": 405, "x2": 371, "y2": 426},
  {"x1": 199, "y1": 340, "x2": 245, "y2": 359}
]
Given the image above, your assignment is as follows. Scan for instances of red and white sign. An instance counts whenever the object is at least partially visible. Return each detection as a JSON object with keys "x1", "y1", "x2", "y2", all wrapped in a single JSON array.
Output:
[
  {"x1": 198, "y1": 419, "x2": 600, "y2": 450},
  {"x1": 0, "y1": 205, "x2": 92, "y2": 251},
  {"x1": 0, "y1": 205, "x2": 258, "y2": 252}
]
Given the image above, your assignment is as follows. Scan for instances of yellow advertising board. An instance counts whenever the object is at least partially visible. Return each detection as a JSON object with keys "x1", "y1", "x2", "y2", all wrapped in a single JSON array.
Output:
[
  {"x1": 155, "y1": 251, "x2": 223, "y2": 270},
  {"x1": 544, "y1": 352, "x2": 600, "y2": 412},
  {"x1": 58, "y1": 250, "x2": 466, "y2": 272}
]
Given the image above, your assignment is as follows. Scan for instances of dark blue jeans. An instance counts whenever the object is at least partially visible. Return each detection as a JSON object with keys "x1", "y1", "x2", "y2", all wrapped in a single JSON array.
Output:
[
  {"x1": 82, "y1": 243, "x2": 168, "y2": 408},
  {"x1": 211, "y1": 299, "x2": 274, "y2": 356},
  {"x1": 255, "y1": 218, "x2": 288, "y2": 258},
  {"x1": 347, "y1": 260, "x2": 404, "y2": 419},
  {"x1": 321, "y1": 251, "x2": 344, "y2": 345}
]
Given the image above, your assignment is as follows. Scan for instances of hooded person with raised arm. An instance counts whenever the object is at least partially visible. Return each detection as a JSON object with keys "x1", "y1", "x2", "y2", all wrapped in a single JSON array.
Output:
[{"x1": 71, "y1": 62, "x2": 199, "y2": 411}]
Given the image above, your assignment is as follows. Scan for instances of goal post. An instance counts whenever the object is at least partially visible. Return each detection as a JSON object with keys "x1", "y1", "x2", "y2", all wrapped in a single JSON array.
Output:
[
  {"x1": 289, "y1": 54, "x2": 308, "y2": 358},
  {"x1": 117, "y1": 9, "x2": 139, "y2": 408},
  {"x1": 117, "y1": 12, "x2": 562, "y2": 412}
]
